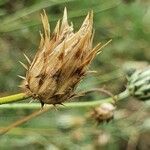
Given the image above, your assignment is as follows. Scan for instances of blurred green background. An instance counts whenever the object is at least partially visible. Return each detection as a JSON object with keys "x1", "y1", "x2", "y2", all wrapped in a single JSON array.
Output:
[{"x1": 0, "y1": 0, "x2": 149, "y2": 149}]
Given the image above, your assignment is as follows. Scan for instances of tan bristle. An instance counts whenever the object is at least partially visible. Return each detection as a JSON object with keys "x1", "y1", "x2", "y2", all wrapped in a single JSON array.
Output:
[
  {"x1": 19, "y1": 61, "x2": 28, "y2": 70},
  {"x1": 23, "y1": 53, "x2": 31, "y2": 64},
  {"x1": 17, "y1": 75, "x2": 26, "y2": 80}
]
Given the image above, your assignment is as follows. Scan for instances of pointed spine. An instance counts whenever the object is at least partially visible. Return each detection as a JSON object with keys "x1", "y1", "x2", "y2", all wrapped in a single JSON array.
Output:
[
  {"x1": 19, "y1": 61, "x2": 28, "y2": 70},
  {"x1": 23, "y1": 53, "x2": 31, "y2": 64},
  {"x1": 97, "y1": 39, "x2": 112, "y2": 55},
  {"x1": 41, "y1": 9, "x2": 50, "y2": 40},
  {"x1": 17, "y1": 75, "x2": 26, "y2": 80}
]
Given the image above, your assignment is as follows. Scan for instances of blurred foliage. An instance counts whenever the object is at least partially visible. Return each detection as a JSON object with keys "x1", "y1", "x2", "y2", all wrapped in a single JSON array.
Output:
[{"x1": 0, "y1": 0, "x2": 149, "y2": 149}]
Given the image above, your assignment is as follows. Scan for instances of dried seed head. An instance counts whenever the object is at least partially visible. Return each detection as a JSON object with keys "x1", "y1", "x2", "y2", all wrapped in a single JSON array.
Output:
[
  {"x1": 91, "y1": 103, "x2": 116, "y2": 123},
  {"x1": 21, "y1": 8, "x2": 110, "y2": 105}
]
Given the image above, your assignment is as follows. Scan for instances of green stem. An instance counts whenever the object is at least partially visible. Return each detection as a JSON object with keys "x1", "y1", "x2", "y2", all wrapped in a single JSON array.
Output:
[
  {"x1": 0, "y1": 90, "x2": 129, "y2": 109},
  {"x1": 0, "y1": 93, "x2": 30, "y2": 105}
]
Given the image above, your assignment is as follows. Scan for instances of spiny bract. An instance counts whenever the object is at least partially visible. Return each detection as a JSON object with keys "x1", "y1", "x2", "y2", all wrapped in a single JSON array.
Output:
[{"x1": 21, "y1": 8, "x2": 110, "y2": 106}]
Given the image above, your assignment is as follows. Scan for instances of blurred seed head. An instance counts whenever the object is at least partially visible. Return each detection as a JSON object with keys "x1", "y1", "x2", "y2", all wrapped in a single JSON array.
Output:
[
  {"x1": 71, "y1": 129, "x2": 84, "y2": 142},
  {"x1": 21, "y1": 8, "x2": 111, "y2": 105},
  {"x1": 91, "y1": 103, "x2": 116, "y2": 123},
  {"x1": 95, "y1": 131, "x2": 111, "y2": 147},
  {"x1": 127, "y1": 66, "x2": 150, "y2": 101},
  {"x1": 56, "y1": 114, "x2": 84, "y2": 130}
]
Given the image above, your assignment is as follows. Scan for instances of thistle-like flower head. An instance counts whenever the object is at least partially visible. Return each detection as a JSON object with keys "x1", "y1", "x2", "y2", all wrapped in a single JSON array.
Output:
[
  {"x1": 21, "y1": 8, "x2": 110, "y2": 105},
  {"x1": 127, "y1": 66, "x2": 150, "y2": 100}
]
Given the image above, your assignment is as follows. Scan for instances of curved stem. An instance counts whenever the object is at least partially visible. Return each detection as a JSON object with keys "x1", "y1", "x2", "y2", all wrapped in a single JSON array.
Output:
[
  {"x1": 0, "y1": 90, "x2": 129, "y2": 109},
  {"x1": 0, "y1": 107, "x2": 50, "y2": 135},
  {"x1": 0, "y1": 93, "x2": 30, "y2": 105}
]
